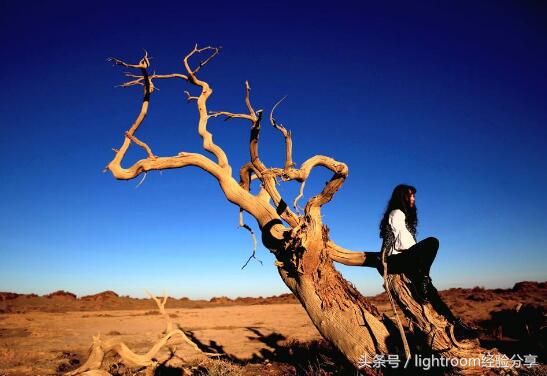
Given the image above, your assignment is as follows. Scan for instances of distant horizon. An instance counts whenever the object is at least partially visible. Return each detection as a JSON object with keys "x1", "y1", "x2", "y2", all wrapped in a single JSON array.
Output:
[{"x1": 3, "y1": 279, "x2": 545, "y2": 301}]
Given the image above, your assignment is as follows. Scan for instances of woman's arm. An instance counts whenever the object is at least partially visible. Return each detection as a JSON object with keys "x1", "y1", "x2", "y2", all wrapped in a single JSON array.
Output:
[{"x1": 389, "y1": 210, "x2": 416, "y2": 251}]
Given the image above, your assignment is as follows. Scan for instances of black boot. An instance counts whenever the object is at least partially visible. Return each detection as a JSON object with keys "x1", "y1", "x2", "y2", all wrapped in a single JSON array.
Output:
[
  {"x1": 452, "y1": 318, "x2": 480, "y2": 339},
  {"x1": 426, "y1": 279, "x2": 480, "y2": 339},
  {"x1": 417, "y1": 275, "x2": 431, "y2": 304},
  {"x1": 425, "y1": 280, "x2": 457, "y2": 321},
  {"x1": 407, "y1": 273, "x2": 430, "y2": 304}
]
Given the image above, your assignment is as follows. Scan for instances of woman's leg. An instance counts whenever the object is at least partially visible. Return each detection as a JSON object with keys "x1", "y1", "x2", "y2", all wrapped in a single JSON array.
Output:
[
  {"x1": 362, "y1": 252, "x2": 381, "y2": 268},
  {"x1": 409, "y1": 239, "x2": 478, "y2": 336},
  {"x1": 426, "y1": 280, "x2": 480, "y2": 338},
  {"x1": 362, "y1": 250, "x2": 422, "y2": 276},
  {"x1": 367, "y1": 237, "x2": 439, "y2": 276},
  {"x1": 373, "y1": 238, "x2": 439, "y2": 303},
  {"x1": 362, "y1": 241, "x2": 478, "y2": 337},
  {"x1": 410, "y1": 237, "x2": 439, "y2": 275},
  {"x1": 426, "y1": 282, "x2": 457, "y2": 322}
]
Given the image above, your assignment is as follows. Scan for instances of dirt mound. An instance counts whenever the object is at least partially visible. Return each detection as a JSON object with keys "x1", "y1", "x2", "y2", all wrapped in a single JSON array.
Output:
[
  {"x1": 513, "y1": 281, "x2": 546, "y2": 292},
  {"x1": 263, "y1": 293, "x2": 298, "y2": 304},
  {"x1": 45, "y1": 290, "x2": 77, "y2": 299},
  {"x1": 210, "y1": 296, "x2": 232, "y2": 304},
  {"x1": 81, "y1": 290, "x2": 119, "y2": 301},
  {"x1": 466, "y1": 287, "x2": 496, "y2": 301},
  {"x1": 0, "y1": 292, "x2": 22, "y2": 301}
]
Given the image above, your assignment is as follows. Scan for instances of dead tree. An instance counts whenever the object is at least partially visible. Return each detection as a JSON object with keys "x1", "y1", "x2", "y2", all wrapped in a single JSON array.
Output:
[{"x1": 103, "y1": 46, "x2": 516, "y2": 375}]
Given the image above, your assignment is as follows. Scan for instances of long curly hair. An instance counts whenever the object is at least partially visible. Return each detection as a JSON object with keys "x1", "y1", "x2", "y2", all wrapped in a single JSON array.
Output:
[{"x1": 379, "y1": 184, "x2": 417, "y2": 239}]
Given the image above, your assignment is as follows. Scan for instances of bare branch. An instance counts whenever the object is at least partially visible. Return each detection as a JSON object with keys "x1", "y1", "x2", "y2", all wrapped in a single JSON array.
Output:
[
  {"x1": 184, "y1": 90, "x2": 198, "y2": 102},
  {"x1": 182, "y1": 45, "x2": 230, "y2": 170},
  {"x1": 145, "y1": 290, "x2": 172, "y2": 332},
  {"x1": 208, "y1": 111, "x2": 254, "y2": 121},
  {"x1": 117, "y1": 78, "x2": 145, "y2": 88},
  {"x1": 193, "y1": 46, "x2": 221, "y2": 74},
  {"x1": 303, "y1": 159, "x2": 348, "y2": 218},
  {"x1": 109, "y1": 152, "x2": 220, "y2": 182},
  {"x1": 106, "y1": 50, "x2": 224, "y2": 183},
  {"x1": 244, "y1": 81, "x2": 256, "y2": 118},
  {"x1": 293, "y1": 180, "x2": 306, "y2": 213},
  {"x1": 270, "y1": 96, "x2": 294, "y2": 171},
  {"x1": 125, "y1": 132, "x2": 156, "y2": 159},
  {"x1": 107, "y1": 50, "x2": 150, "y2": 69},
  {"x1": 239, "y1": 209, "x2": 261, "y2": 269},
  {"x1": 237, "y1": 156, "x2": 348, "y2": 231},
  {"x1": 149, "y1": 73, "x2": 188, "y2": 80},
  {"x1": 104, "y1": 48, "x2": 289, "y2": 233},
  {"x1": 135, "y1": 172, "x2": 147, "y2": 188},
  {"x1": 249, "y1": 109, "x2": 300, "y2": 227},
  {"x1": 183, "y1": 45, "x2": 221, "y2": 77},
  {"x1": 238, "y1": 163, "x2": 265, "y2": 267},
  {"x1": 326, "y1": 240, "x2": 366, "y2": 266},
  {"x1": 209, "y1": 81, "x2": 300, "y2": 227},
  {"x1": 118, "y1": 72, "x2": 188, "y2": 91},
  {"x1": 277, "y1": 155, "x2": 349, "y2": 221},
  {"x1": 207, "y1": 83, "x2": 256, "y2": 122}
]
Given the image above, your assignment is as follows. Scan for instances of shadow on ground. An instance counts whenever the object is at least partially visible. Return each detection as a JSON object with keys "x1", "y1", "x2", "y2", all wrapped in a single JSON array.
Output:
[{"x1": 183, "y1": 326, "x2": 355, "y2": 375}]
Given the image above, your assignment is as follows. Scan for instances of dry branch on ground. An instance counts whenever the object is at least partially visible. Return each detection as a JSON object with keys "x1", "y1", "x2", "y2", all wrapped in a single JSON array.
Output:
[{"x1": 65, "y1": 292, "x2": 219, "y2": 376}]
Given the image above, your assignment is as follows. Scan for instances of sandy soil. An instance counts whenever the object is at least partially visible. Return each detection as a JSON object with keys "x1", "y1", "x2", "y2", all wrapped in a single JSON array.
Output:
[
  {"x1": 0, "y1": 304, "x2": 322, "y2": 375},
  {"x1": 0, "y1": 282, "x2": 545, "y2": 375}
]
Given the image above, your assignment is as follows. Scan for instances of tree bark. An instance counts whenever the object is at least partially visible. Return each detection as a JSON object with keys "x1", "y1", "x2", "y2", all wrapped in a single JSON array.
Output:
[{"x1": 269, "y1": 225, "x2": 516, "y2": 374}]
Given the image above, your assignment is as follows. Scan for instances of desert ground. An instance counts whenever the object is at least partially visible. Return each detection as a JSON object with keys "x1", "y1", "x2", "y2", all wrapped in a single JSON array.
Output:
[{"x1": 0, "y1": 282, "x2": 545, "y2": 375}]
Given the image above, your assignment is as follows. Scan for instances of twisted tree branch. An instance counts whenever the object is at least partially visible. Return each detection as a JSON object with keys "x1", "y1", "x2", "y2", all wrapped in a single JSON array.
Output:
[
  {"x1": 182, "y1": 46, "x2": 230, "y2": 170},
  {"x1": 270, "y1": 96, "x2": 294, "y2": 171},
  {"x1": 105, "y1": 50, "x2": 283, "y2": 233}
]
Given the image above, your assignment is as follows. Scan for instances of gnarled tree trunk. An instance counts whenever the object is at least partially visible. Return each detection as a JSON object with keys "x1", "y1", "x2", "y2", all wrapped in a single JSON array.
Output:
[{"x1": 102, "y1": 46, "x2": 516, "y2": 375}]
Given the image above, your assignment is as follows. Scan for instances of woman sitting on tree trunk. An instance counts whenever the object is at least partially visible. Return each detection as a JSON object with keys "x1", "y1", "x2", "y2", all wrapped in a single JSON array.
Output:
[{"x1": 363, "y1": 184, "x2": 478, "y2": 339}]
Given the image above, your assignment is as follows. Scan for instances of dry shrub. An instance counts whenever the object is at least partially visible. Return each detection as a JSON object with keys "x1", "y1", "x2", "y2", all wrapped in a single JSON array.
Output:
[
  {"x1": 192, "y1": 359, "x2": 243, "y2": 376},
  {"x1": 519, "y1": 364, "x2": 547, "y2": 376},
  {"x1": 56, "y1": 351, "x2": 81, "y2": 373},
  {"x1": 272, "y1": 339, "x2": 354, "y2": 375}
]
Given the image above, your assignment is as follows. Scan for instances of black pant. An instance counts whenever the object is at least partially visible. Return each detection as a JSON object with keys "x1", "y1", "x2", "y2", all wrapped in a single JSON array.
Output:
[
  {"x1": 364, "y1": 237, "x2": 439, "y2": 277},
  {"x1": 363, "y1": 236, "x2": 458, "y2": 322}
]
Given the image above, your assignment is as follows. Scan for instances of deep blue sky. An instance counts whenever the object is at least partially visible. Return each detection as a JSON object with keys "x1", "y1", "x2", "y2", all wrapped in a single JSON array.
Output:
[{"x1": 1, "y1": 1, "x2": 546, "y2": 299}]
